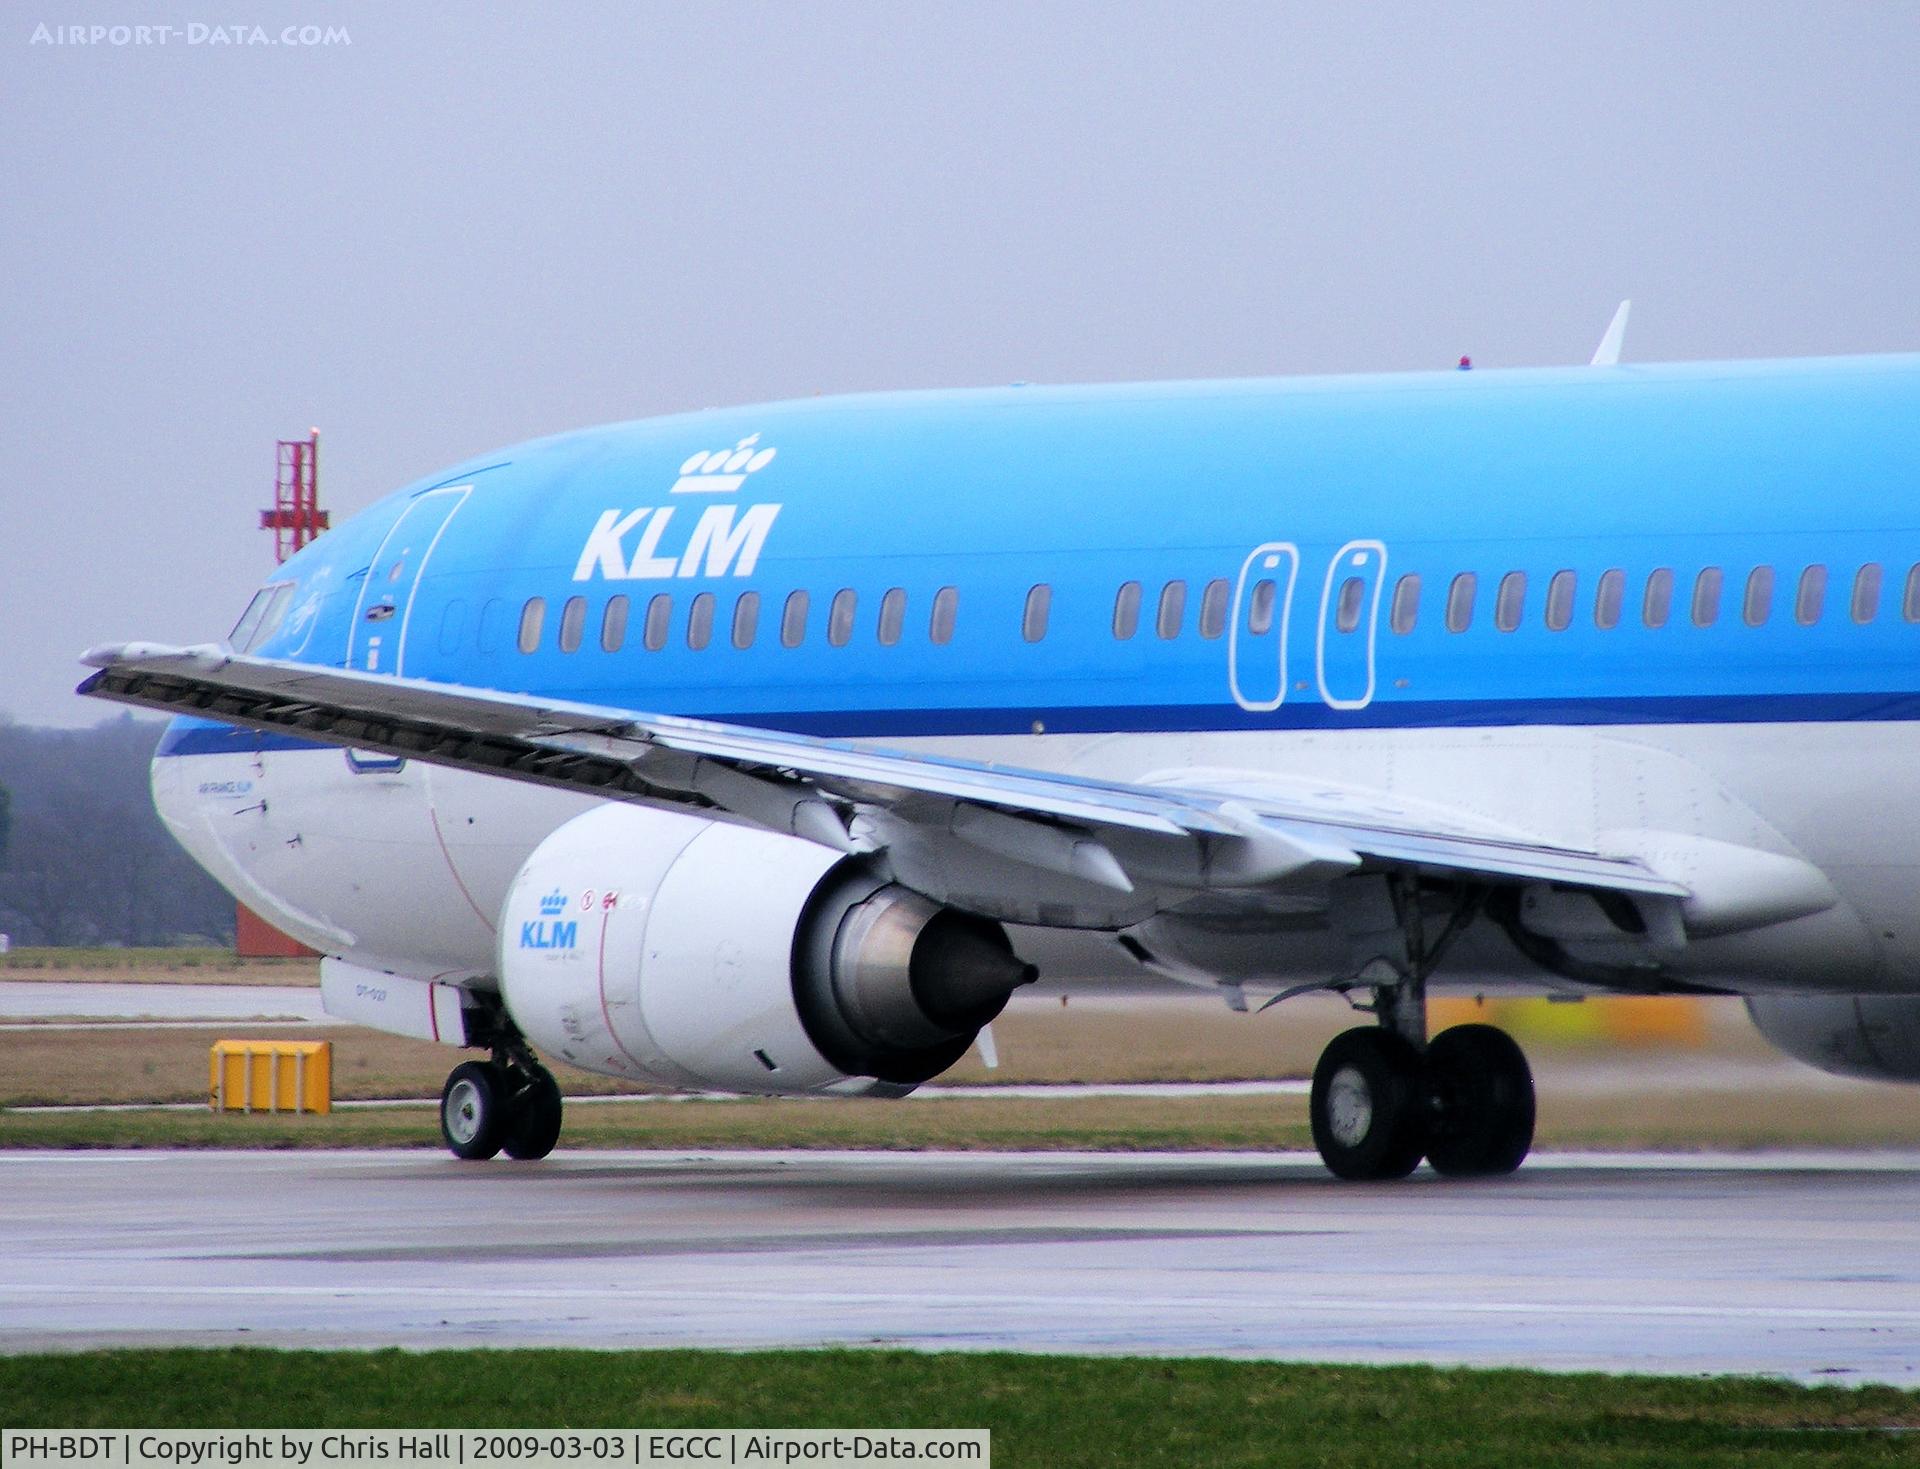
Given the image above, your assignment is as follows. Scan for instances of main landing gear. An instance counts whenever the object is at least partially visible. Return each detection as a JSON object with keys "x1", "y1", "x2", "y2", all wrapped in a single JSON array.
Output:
[
  {"x1": 439, "y1": 1050, "x2": 564, "y2": 1161},
  {"x1": 1302, "y1": 876, "x2": 1536, "y2": 1181}
]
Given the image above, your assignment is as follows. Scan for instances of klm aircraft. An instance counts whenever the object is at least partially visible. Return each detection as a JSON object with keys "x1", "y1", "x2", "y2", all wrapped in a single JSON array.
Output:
[{"x1": 80, "y1": 346, "x2": 1920, "y2": 1179}]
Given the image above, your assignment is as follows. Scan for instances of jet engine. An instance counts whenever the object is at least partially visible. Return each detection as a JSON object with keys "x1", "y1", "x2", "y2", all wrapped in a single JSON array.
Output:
[
  {"x1": 1745, "y1": 995, "x2": 1920, "y2": 1082},
  {"x1": 497, "y1": 803, "x2": 1035, "y2": 1094}
]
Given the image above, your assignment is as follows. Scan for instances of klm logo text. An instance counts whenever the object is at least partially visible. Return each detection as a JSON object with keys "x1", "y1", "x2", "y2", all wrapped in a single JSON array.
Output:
[
  {"x1": 573, "y1": 503, "x2": 780, "y2": 581},
  {"x1": 519, "y1": 919, "x2": 578, "y2": 950}
]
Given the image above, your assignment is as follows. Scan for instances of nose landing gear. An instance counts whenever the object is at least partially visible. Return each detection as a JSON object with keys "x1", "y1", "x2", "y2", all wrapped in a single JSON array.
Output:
[{"x1": 438, "y1": 1050, "x2": 564, "y2": 1161}]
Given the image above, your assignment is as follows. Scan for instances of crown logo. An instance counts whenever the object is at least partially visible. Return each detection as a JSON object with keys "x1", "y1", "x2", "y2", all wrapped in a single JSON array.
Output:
[
  {"x1": 538, "y1": 889, "x2": 567, "y2": 916},
  {"x1": 671, "y1": 434, "x2": 777, "y2": 495}
]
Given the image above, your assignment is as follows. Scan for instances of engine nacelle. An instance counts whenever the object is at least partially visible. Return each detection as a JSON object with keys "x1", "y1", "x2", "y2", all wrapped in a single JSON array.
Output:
[
  {"x1": 497, "y1": 804, "x2": 1035, "y2": 1094},
  {"x1": 1746, "y1": 995, "x2": 1920, "y2": 1082}
]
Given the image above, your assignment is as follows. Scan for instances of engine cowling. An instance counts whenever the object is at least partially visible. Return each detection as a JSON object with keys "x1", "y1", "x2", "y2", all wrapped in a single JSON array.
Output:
[
  {"x1": 1745, "y1": 995, "x2": 1920, "y2": 1082},
  {"x1": 497, "y1": 804, "x2": 1035, "y2": 1094}
]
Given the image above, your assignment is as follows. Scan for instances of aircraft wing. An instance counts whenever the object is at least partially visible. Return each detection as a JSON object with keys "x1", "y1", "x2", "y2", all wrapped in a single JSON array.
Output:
[{"x1": 78, "y1": 643, "x2": 1687, "y2": 904}]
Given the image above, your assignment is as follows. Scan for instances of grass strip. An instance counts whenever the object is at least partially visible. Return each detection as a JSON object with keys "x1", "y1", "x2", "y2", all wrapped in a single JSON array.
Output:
[
  {"x1": 3, "y1": 1348, "x2": 1919, "y2": 1467},
  {"x1": 0, "y1": 1096, "x2": 1316, "y2": 1152}
]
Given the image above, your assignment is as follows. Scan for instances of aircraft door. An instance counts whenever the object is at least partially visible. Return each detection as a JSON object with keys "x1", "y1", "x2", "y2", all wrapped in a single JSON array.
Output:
[
  {"x1": 346, "y1": 485, "x2": 471, "y2": 675},
  {"x1": 1315, "y1": 539, "x2": 1387, "y2": 710},
  {"x1": 1229, "y1": 543, "x2": 1299, "y2": 711}
]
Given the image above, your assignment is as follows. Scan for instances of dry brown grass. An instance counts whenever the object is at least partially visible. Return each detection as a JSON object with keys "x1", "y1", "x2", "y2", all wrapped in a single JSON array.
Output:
[{"x1": 0, "y1": 948, "x2": 320, "y2": 985}]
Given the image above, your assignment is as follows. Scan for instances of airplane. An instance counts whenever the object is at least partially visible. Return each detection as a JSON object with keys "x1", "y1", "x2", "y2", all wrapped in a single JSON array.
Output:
[{"x1": 78, "y1": 341, "x2": 1920, "y2": 1179}]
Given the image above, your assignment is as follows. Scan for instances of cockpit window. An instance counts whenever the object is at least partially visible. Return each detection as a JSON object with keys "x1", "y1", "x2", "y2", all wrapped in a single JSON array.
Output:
[{"x1": 228, "y1": 583, "x2": 294, "y2": 653}]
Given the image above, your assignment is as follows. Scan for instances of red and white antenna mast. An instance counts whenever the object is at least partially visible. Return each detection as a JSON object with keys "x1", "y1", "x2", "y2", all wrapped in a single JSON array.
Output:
[{"x1": 261, "y1": 428, "x2": 330, "y2": 563}]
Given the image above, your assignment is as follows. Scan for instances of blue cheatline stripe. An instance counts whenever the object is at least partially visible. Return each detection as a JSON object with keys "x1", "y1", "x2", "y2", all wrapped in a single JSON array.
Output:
[{"x1": 151, "y1": 689, "x2": 1920, "y2": 759}]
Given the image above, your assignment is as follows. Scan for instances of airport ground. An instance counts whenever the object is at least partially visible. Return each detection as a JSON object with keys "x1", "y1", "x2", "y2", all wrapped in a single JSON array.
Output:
[{"x1": 6, "y1": 950, "x2": 1920, "y2": 1463}]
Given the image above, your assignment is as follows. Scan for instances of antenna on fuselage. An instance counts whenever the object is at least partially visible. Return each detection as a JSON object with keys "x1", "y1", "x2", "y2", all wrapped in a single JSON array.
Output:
[{"x1": 1590, "y1": 300, "x2": 1632, "y2": 366}]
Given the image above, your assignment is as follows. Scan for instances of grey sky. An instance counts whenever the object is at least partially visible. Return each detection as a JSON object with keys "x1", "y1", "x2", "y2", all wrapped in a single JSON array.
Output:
[{"x1": 4, "y1": 2, "x2": 1917, "y2": 727}]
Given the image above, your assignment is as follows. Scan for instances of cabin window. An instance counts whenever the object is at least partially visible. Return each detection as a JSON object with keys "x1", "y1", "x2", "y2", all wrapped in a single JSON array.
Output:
[
  {"x1": 601, "y1": 595, "x2": 629, "y2": 652},
  {"x1": 687, "y1": 592, "x2": 716, "y2": 650},
  {"x1": 1643, "y1": 568, "x2": 1674, "y2": 628},
  {"x1": 829, "y1": 588, "x2": 858, "y2": 647},
  {"x1": 878, "y1": 587, "x2": 907, "y2": 646},
  {"x1": 557, "y1": 595, "x2": 587, "y2": 653},
  {"x1": 1330, "y1": 576, "x2": 1363, "y2": 633},
  {"x1": 1795, "y1": 566, "x2": 1826, "y2": 626},
  {"x1": 1742, "y1": 567, "x2": 1773, "y2": 627},
  {"x1": 1445, "y1": 572, "x2": 1477, "y2": 633},
  {"x1": 643, "y1": 593, "x2": 671, "y2": 651},
  {"x1": 1495, "y1": 571, "x2": 1526, "y2": 633},
  {"x1": 438, "y1": 599, "x2": 467, "y2": 656},
  {"x1": 517, "y1": 597, "x2": 545, "y2": 654},
  {"x1": 1156, "y1": 579, "x2": 1187, "y2": 639},
  {"x1": 1198, "y1": 578, "x2": 1231, "y2": 639},
  {"x1": 732, "y1": 591, "x2": 760, "y2": 649},
  {"x1": 1594, "y1": 569, "x2": 1625, "y2": 630},
  {"x1": 1247, "y1": 578, "x2": 1278, "y2": 636},
  {"x1": 1389, "y1": 574, "x2": 1419, "y2": 634},
  {"x1": 1906, "y1": 565, "x2": 1920, "y2": 622},
  {"x1": 1023, "y1": 584, "x2": 1053, "y2": 642},
  {"x1": 1691, "y1": 568, "x2": 1723, "y2": 627},
  {"x1": 1113, "y1": 581, "x2": 1142, "y2": 640},
  {"x1": 1854, "y1": 563, "x2": 1884, "y2": 623},
  {"x1": 930, "y1": 586, "x2": 959, "y2": 644},
  {"x1": 781, "y1": 590, "x2": 809, "y2": 647},
  {"x1": 1545, "y1": 570, "x2": 1576, "y2": 631}
]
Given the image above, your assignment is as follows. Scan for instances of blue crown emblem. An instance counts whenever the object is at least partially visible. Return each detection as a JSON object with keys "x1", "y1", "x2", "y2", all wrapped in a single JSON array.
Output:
[{"x1": 538, "y1": 889, "x2": 567, "y2": 916}]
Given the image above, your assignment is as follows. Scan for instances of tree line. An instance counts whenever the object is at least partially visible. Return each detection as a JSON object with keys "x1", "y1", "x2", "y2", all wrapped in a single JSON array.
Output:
[{"x1": 0, "y1": 715, "x2": 235, "y2": 946}]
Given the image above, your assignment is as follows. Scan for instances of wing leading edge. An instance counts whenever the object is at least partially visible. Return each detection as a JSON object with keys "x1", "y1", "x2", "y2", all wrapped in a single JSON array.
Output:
[{"x1": 78, "y1": 642, "x2": 1687, "y2": 907}]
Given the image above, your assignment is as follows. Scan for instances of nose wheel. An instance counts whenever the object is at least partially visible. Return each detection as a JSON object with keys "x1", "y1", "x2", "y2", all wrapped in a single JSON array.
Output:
[
  {"x1": 1308, "y1": 1021, "x2": 1535, "y2": 1181},
  {"x1": 439, "y1": 1055, "x2": 565, "y2": 1161}
]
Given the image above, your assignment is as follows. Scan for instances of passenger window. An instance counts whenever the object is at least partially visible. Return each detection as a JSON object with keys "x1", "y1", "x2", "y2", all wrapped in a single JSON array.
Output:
[
  {"x1": 930, "y1": 586, "x2": 958, "y2": 645},
  {"x1": 1198, "y1": 578, "x2": 1230, "y2": 639},
  {"x1": 732, "y1": 591, "x2": 760, "y2": 649},
  {"x1": 1023, "y1": 584, "x2": 1052, "y2": 642},
  {"x1": 781, "y1": 590, "x2": 809, "y2": 648},
  {"x1": 1854, "y1": 563, "x2": 1884, "y2": 623},
  {"x1": 1691, "y1": 568, "x2": 1723, "y2": 626},
  {"x1": 1743, "y1": 567, "x2": 1773, "y2": 627},
  {"x1": 557, "y1": 595, "x2": 587, "y2": 653},
  {"x1": 687, "y1": 591, "x2": 716, "y2": 650},
  {"x1": 878, "y1": 588, "x2": 907, "y2": 646},
  {"x1": 1389, "y1": 574, "x2": 1419, "y2": 634},
  {"x1": 1643, "y1": 568, "x2": 1673, "y2": 628},
  {"x1": 643, "y1": 593, "x2": 671, "y2": 652},
  {"x1": 1156, "y1": 579, "x2": 1187, "y2": 639},
  {"x1": 1795, "y1": 566, "x2": 1826, "y2": 626},
  {"x1": 1906, "y1": 565, "x2": 1920, "y2": 623},
  {"x1": 1113, "y1": 581, "x2": 1142, "y2": 639},
  {"x1": 1445, "y1": 573, "x2": 1477, "y2": 633},
  {"x1": 1594, "y1": 569, "x2": 1624, "y2": 630},
  {"x1": 1545, "y1": 570, "x2": 1575, "y2": 632},
  {"x1": 1247, "y1": 578, "x2": 1278, "y2": 636},
  {"x1": 1495, "y1": 571, "x2": 1526, "y2": 633},
  {"x1": 829, "y1": 588, "x2": 857, "y2": 647},
  {"x1": 601, "y1": 595, "x2": 629, "y2": 653},
  {"x1": 517, "y1": 597, "x2": 545, "y2": 654},
  {"x1": 1334, "y1": 576, "x2": 1365, "y2": 633}
]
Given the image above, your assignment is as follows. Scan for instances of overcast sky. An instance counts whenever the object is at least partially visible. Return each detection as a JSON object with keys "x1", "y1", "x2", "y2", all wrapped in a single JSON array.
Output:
[{"x1": 4, "y1": 1, "x2": 1918, "y2": 727}]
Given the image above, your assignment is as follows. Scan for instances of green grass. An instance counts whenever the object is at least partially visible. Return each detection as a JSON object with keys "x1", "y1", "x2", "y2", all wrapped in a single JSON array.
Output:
[
  {"x1": 0, "y1": 1096, "x2": 1318, "y2": 1152},
  {"x1": 1, "y1": 1349, "x2": 1917, "y2": 1467}
]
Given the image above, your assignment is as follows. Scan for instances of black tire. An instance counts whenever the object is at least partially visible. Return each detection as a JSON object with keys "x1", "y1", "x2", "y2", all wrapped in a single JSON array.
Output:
[
  {"x1": 1309, "y1": 1027, "x2": 1428, "y2": 1181},
  {"x1": 1424, "y1": 1023, "x2": 1535, "y2": 1177},
  {"x1": 440, "y1": 1060, "x2": 508, "y2": 1161},
  {"x1": 502, "y1": 1069, "x2": 564, "y2": 1161}
]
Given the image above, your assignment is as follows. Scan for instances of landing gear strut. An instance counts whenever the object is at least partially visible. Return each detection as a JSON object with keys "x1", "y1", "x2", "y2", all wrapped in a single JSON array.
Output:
[
  {"x1": 439, "y1": 1048, "x2": 564, "y2": 1162},
  {"x1": 1304, "y1": 877, "x2": 1536, "y2": 1181}
]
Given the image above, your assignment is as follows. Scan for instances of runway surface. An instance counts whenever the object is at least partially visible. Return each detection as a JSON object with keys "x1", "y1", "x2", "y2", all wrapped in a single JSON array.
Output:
[
  {"x1": 4, "y1": 1148, "x2": 1919, "y2": 1384},
  {"x1": 0, "y1": 981, "x2": 331, "y2": 1023}
]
